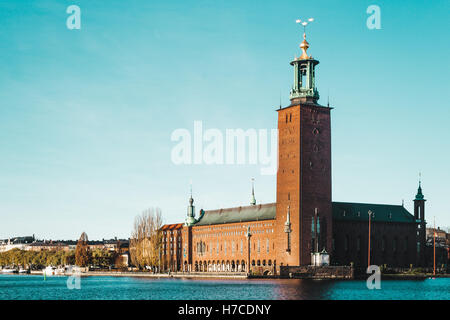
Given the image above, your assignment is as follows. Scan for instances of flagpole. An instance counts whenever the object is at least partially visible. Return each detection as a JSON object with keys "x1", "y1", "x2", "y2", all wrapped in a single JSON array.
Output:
[{"x1": 368, "y1": 210, "x2": 372, "y2": 267}]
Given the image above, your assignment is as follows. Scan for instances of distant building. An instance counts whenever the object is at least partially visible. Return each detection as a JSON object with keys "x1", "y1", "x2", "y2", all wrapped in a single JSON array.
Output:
[
  {"x1": 161, "y1": 223, "x2": 183, "y2": 271},
  {"x1": 426, "y1": 227, "x2": 447, "y2": 244},
  {"x1": 0, "y1": 236, "x2": 129, "y2": 255},
  {"x1": 26, "y1": 240, "x2": 73, "y2": 252},
  {"x1": 0, "y1": 236, "x2": 35, "y2": 252}
]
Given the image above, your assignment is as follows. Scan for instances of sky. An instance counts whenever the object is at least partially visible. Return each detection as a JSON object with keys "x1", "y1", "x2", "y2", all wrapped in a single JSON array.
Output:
[{"x1": 0, "y1": 0, "x2": 449, "y2": 240}]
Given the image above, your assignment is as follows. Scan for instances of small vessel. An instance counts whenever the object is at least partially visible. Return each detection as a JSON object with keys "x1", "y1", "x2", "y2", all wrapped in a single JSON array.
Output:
[
  {"x1": 1, "y1": 267, "x2": 18, "y2": 273},
  {"x1": 43, "y1": 266, "x2": 65, "y2": 276},
  {"x1": 55, "y1": 267, "x2": 65, "y2": 275},
  {"x1": 43, "y1": 266, "x2": 56, "y2": 276},
  {"x1": 18, "y1": 268, "x2": 30, "y2": 274}
]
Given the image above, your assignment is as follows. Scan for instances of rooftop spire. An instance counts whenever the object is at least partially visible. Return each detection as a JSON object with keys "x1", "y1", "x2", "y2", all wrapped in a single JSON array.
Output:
[
  {"x1": 189, "y1": 180, "x2": 194, "y2": 205},
  {"x1": 290, "y1": 18, "x2": 319, "y2": 103},
  {"x1": 186, "y1": 180, "x2": 197, "y2": 226},
  {"x1": 295, "y1": 18, "x2": 314, "y2": 60},
  {"x1": 415, "y1": 173, "x2": 425, "y2": 201},
  {"x1": 250, "y1": 178, "x2": 256, "y2": 205}
]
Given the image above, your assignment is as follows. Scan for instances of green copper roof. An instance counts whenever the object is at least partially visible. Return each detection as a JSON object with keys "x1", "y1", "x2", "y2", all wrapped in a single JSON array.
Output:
[
  {"x1": 194, "y1": 203, "x2": 276, "y2": 226},
  {"x1": 192, "y1": 201, "x2": 416, "y2": 226},
  {"x1": 415, "y1": 182, "x2": 425, "y2": 201},
  {"x1": 332, "y1": 202, "x2": 415, "y2": 223}
]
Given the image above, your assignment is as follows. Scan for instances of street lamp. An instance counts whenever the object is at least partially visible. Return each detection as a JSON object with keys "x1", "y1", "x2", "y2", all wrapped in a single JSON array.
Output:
[
  {"x1": 246, "y1": 226, "x2": 252, "y2": 275},
  {"x1": 433, "y1": 216, "x2": 436, "y2": 277},
  {"x1": 368, "y1": 210, "x2": 372, "y2": 267}
]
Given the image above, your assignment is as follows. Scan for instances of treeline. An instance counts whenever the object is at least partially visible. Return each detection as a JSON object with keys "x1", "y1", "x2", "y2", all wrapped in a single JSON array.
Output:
[{"x1": 0, "y1": 248, "x2": 120, "y2": 269}]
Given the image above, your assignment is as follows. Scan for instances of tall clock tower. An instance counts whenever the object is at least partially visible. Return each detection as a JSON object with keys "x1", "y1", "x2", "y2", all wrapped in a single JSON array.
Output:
[{"x1": 276, "y1": 30, "x2": 333, "y2": 267}]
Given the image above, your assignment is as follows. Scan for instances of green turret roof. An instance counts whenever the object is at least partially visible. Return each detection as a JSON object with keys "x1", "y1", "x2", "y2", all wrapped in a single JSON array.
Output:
[{"x1": 415, "y1": 182, "x2": 425, "y2": 201}]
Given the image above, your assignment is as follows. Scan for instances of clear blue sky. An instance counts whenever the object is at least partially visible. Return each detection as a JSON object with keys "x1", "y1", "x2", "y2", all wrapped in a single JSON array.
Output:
[{"x1": 0, "y1": 0, "x2": 449, "y2": 240}]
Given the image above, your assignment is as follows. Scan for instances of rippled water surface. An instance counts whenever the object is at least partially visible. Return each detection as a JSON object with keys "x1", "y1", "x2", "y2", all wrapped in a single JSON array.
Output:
[{"x1": 0, "y1": 275, "x2": 449, "y2": 300}]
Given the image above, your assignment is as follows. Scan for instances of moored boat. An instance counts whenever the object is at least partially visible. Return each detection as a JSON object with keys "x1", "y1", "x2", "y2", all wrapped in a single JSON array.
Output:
[{"x1": 43, "y1": 266, "x2": 56, "y2": 276}]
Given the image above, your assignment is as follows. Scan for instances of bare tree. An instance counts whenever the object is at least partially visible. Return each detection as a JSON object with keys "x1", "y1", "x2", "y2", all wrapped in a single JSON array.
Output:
[{"x1": 130, "y1": 208, "x2": 163, "y2": 269}]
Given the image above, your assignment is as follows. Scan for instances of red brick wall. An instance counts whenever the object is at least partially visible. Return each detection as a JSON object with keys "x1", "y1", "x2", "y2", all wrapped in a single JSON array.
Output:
[
  {"x1": 275, "y1": 103, "x2": 332, "y2": 267},
  {"x1": 184, "y1": 220, "x2": 277, "y2": 272}
]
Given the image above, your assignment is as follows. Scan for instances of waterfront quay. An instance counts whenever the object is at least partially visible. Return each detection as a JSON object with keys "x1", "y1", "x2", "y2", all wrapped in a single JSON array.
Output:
[{"x1": 26, "y1": 266, "x2": 447, "y2": 280}]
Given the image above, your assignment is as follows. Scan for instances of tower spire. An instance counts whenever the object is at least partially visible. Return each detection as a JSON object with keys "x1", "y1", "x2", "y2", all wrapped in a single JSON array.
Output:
[
  {"x1": 250, "y1": 178, "x2": 256, "y2": 205},
  {"x1": 186, "y1": 180, "x2": 196, "y2": 226},
  {"x1": 290, "y1": 18, "x2": 319, "y2": 103},
  {"x1": 416, "y1": 172, "x2": 424, "y2": 200},
  {"x1": 295, "y1": 18, "x2": 314, "y2": 60}
]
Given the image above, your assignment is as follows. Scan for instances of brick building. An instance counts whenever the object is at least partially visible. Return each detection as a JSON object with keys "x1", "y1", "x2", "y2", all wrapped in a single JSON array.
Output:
[{"x1": 161, "y1": 30, "x2": 427, "y2": 273}]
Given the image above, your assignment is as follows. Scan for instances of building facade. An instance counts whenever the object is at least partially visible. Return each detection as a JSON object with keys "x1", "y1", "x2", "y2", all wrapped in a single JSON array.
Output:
[{"x1": 161, "y1": 30, "x2": 427, "y2": 273}]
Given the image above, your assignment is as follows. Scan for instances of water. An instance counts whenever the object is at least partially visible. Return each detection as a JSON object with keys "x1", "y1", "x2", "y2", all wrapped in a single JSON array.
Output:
[{"x1": 0, "y1": 274, "x2": 449, "y2": 300}]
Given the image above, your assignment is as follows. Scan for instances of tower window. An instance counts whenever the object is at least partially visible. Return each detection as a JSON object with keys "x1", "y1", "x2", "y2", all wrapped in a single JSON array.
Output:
[{"x1": 289, "y1": 114, "x2": 292, "y2": 122}]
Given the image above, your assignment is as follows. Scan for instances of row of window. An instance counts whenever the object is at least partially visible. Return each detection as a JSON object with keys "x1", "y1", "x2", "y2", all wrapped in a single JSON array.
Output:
[
  {"x1": 193, "y1": 229, "x2": 274, "y2": 239},
  {"x1": 195, "y1": 239, "x2": 272, "y2": 255},
  {"x1": 193, "y1": 259, "x2": 276, "y2": 267}
]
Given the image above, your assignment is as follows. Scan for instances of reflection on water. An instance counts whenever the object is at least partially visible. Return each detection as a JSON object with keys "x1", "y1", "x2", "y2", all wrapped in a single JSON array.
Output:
[{"x1": 0, "y1": 275, "x2": 449, "y2": 300}]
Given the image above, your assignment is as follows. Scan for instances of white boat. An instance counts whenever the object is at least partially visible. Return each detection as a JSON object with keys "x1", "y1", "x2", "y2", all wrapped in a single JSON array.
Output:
[
  {"x1": 18, "y1": 268, "x2": 30, "y2": 274},
  {"x1": 43, "y1": 266, "x2": 56, "y2": 276},
  {"x1": 1, "y1": 268, "x2": 18, "y2": 273},
  {"x1": 43, "y1": 266, "x2": 65, "y2": 276},
  {"x1": 55, "y1": 267, "x2": 65, "y2": 275}
]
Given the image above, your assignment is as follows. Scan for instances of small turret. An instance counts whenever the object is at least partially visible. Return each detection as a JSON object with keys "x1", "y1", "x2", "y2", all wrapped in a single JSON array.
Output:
[
  {"x1": 290, "y1": 18, "x2": 320, "y2": 103},
  {"x1": 413, "y1": 173, "x2": 427, "y2": 267},
  {"x1": 415, "y1": 180, "x2": 425, "y2": 201},
  {"x1": 185, "y1": 184, "x2": 197, "y2": 226}
]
